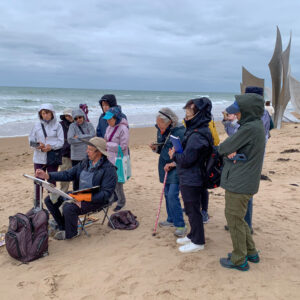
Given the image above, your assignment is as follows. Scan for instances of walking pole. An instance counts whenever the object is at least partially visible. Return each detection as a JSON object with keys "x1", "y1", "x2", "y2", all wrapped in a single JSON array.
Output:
[{"x1": 152, "y1": 171, "x2": 168, "y2": 236}]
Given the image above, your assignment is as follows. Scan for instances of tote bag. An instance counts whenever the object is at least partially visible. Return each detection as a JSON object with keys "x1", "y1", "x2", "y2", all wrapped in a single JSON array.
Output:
[{"x1": 115, "y1": 146, "x2": 131, "y2": 183}]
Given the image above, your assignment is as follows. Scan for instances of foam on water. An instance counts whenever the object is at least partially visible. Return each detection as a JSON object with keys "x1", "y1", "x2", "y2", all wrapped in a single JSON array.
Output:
[{"x1": 0, "y1": 86, "x2": 294, "y2": 137}]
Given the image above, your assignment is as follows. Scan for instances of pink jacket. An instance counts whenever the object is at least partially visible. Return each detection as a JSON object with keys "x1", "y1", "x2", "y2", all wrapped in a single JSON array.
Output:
[{"x1": 104, "y1": 118, "x2": 129, "y2": 164}]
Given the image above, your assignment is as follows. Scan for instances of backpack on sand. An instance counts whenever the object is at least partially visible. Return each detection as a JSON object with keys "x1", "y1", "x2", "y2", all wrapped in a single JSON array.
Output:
[
  {"x1": 5, "y1": 208, "x2": 49, "y2": 263},
  {"x1": 108, "y1": 210, "x2": 139, "y2": 230}
]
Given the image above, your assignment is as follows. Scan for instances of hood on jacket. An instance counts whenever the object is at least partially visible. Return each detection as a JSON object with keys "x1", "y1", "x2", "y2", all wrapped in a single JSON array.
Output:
[
  {"x1": 38, "y1": 103, "x2": 57, "y2": 122},
  {"x1": 72, "y1": 108, "x2": 86, "y2": 120},
  {"x1": 235, "y1": 93, "x2": 264, "y2": 126},
  {"x1": 185, "y1": 97, "x2": 212, "y2": 130},
  {"x1": 105, "y1": 106, "x2": 125, "y2": 125},
  {"x1": 99, "y1": 94, "x2": 117, "y2": 112}
]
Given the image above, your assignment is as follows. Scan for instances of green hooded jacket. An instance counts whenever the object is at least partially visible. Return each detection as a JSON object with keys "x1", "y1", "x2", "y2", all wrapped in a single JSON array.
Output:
[{"x1": 219, "y1": 93, "x2": 265, "y2": 195}]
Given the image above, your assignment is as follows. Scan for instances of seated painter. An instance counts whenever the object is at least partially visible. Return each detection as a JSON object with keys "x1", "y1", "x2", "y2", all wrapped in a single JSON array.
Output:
[{"x1": 36, "y1": 137, "x2": 117, "y2": 240}]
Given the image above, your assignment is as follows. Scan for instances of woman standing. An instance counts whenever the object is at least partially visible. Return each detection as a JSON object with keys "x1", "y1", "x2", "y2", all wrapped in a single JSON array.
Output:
[
  {"x1": 29, "y1": 103, "x2": 64, "y2": 204},
  {"x1": 104, "y1": 107, "x2": 129, "y2": 211},
  {"x1": 67, "y1": 109, "x2": 95, "y2": 190},
  {"x1": 150, "y1": 108, "x2": 186, "y2": 237},
  {"x1": 169, "y1": 98, "x2": 213, "y2": 253}
]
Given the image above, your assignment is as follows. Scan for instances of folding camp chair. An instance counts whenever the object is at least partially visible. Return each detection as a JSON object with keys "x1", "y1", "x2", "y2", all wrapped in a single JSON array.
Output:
[{"x1": 78, "y1": 193, "x2": 117, "y2": 237}]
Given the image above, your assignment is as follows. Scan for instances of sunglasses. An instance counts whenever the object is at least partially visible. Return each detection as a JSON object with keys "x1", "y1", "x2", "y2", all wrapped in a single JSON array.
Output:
[{"x1": 75, "y1": 116, "x2": 84, "y2": 121}]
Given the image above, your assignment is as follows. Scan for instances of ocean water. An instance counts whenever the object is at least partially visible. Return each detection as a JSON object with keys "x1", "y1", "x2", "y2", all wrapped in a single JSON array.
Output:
[{"x1": 0, "y1": 86, "x2": 291, "y2": 138}]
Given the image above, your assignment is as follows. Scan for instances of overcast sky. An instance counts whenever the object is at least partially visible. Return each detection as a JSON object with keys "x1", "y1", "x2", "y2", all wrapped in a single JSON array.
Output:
[{"x1": 1, "y1": 0, "x2": 300, "y2": 92}]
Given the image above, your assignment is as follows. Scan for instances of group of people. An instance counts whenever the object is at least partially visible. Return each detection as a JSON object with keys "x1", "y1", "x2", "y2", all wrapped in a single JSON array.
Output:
[
  {"x1": 29, "y1": 94, "x2": 129, "y2": 240},
  {"x1": 151, "y1": 86, "x2": 271, "y2": 271},
  {"x1": 30, "y1": 87, "x2": 271, "y2": 272}
]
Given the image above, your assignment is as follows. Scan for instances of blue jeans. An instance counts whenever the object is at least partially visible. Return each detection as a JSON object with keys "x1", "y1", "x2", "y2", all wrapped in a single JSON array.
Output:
[
  {"x1": 164, "y1": 184, "x2": 185, "y2": 228},
  {"x1": 244, "y1": 197, "x2": 253, "y2": 229}
]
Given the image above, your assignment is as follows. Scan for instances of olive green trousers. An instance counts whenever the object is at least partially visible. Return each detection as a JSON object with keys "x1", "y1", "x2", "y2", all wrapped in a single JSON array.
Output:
[{"x1": 225, "y1": 190, "x2": 257, "y2": 265}]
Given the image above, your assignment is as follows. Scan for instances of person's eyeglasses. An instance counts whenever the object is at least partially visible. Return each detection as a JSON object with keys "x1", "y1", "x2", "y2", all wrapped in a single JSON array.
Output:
[{"x1": 74, "y1": 116, "x2": 84, "y2": 121}]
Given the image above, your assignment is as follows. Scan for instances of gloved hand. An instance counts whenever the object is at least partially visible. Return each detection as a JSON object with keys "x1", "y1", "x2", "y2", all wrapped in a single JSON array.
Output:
[{"x1": 69, "y1": 193, "x2": 92, "y2": 202}]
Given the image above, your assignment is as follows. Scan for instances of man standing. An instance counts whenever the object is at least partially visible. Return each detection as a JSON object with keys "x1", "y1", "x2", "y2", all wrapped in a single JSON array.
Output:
[
  {"x1": 36, "y1": 137, "x2": 117, "y2": 240},
  {"x1": 218, "y1": 92, "x2": 265, "y2": 271}
]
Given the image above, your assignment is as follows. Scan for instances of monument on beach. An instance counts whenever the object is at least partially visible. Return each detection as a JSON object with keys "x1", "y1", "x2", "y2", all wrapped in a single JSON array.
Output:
[
  {"x1": 268, "y1": 27, "x2": 292, "y2": 129},
  {"x1": 240, "y1": 66, "x2": 264, "y2": 94}
]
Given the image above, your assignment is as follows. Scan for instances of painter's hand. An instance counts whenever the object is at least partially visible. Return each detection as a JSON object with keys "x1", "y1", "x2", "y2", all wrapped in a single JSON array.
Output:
[
  {"x1": 168, "y1": 147, "x2": 175, "y2": 159},
  {"x1": 35, "y1": 169, "x2": 49, "y2": 180}
]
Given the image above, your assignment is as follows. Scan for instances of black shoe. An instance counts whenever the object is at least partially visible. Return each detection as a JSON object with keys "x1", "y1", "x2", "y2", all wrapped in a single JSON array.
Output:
[
  {"x1": 220, "y1": 257, "x2": 249, "y2": 271},
  {"x1": 227, "y1": 252, "x2": 260, "y2": 263},
  {"x1": 113, "y1": 205, "x2": 124, "y2": 212}
]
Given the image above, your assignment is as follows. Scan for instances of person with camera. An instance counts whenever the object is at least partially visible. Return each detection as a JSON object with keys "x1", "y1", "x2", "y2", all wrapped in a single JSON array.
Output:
[{"x1": 29, "y1": 103, "x2": 64, "y2": 204}]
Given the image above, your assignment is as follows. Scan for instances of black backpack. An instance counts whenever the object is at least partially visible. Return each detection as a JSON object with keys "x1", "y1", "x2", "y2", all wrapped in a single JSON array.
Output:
[
  {"x1": 5, "y1": 208, "x2": 49, "y2": 263},
  {"x1": 188, "y1": 130, "x2": 223, "y2": 189}
]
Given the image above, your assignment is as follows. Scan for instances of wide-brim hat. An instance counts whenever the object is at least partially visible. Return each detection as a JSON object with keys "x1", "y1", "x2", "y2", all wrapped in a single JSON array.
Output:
[{"x1": 79, "y1": 137, "x2": 108, "y2": 156}]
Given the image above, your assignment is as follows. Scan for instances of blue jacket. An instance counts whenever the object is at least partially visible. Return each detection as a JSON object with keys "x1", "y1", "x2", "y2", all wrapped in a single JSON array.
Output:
[
  {"x1": 156, "y1": 124, "x2": 185, "y2": 184},
  {"x1": 48, "y1": 156, "x2": 117, "y2": 204},
  {"x1": 173, "y1": 98, "x2": 213, "y2": 187}
]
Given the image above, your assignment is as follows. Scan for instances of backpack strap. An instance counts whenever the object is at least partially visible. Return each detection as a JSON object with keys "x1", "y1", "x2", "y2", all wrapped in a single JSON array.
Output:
[
  {"x1": 41, "y1": 123, "x2": 47, "y2": 138},
  {"x1": 77, "y1": 125, "x2": 85, "y2": 135},
  {"x1": 107, "y1": 125, "x2": 119, "y2": 142}
]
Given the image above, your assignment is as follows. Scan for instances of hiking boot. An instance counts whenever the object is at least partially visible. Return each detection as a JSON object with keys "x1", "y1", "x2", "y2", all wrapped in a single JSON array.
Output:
[
  {"x1": 201, "y1": 210, "x2": 209, "y2": 224},
  {"x1": 227, "y1": 252, "x2": 260, "y2": 263},
  {"x1": 179, "y1": 242, "x2": 204, "y2": 253},
  {"x1": 113, "y1": 205, "x2": 124, "y2": 212},
  {"x1": 54, "y1": 230, "x2": 66, "y2": 240},
  {"x1": 174, "y1": 226, "x2": 187, "y2": 237},
  {"x1": 159, "y1": 220, "x2": 174, "y2": 227},
  {"x1": 176, "y1": 236, "x2": 191, "y2": 245},
  {"x1": 220, "y1": 257, "x2": 249, "y2": 271}
]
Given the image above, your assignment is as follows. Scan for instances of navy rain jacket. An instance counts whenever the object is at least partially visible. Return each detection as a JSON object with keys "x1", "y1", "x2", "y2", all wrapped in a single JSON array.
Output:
[
  {"x1": 97, "y1": 96, "x2": 127, "y2": 138},
  {"x1": 48, "y1": 156, "x2": 117, "y2": 204},
  {"x1": 173, "y1": 97, "x2": 213, "y2": 187}
]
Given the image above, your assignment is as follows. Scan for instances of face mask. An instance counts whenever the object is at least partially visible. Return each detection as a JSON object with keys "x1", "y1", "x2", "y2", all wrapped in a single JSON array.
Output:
[{"x1": 232, "y1": 119, "x2": 238, "y2": 125}]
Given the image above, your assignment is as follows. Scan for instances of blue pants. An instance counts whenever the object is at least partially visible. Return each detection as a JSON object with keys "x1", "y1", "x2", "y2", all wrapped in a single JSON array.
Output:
[
  {"x1": 164, "y1": 184, "x2": 185, "y2": 228},
  {"x1": 244, "y1": 197, "x2": 253, "y2": 229}
]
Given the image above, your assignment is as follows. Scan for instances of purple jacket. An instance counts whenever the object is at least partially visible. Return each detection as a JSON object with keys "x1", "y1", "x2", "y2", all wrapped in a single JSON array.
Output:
[{"x1": 104, "y1": 118, "x2": 129, "y2": 164}]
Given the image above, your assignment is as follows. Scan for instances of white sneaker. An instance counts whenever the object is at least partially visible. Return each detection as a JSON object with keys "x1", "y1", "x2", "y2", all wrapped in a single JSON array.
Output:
[
  {"x1": 178, "y1": 242, "x2": 204, "y2": 253},
  {"x1": 176, "y1": 236, "x2": 191, "y2": 245}
]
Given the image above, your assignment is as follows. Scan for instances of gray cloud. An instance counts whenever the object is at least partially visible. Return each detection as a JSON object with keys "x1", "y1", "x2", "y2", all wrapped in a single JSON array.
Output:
[{"x1": 0, "y1": 0, "x2": 300, "y2": 91}]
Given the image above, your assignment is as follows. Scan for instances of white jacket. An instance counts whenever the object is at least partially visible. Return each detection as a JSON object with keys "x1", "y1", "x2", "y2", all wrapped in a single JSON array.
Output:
[{"x1": 29, "y1": 103, "x2": 64, "y2": 164}]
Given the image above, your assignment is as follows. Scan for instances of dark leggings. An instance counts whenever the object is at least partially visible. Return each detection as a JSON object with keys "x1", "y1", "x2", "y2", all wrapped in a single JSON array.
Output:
[
  {"x1": 201, "y1": 189, "x2": 209, "y2": 212},
  {"x1": 180, "y1": 185, "x2": 205, "y2": 245}
]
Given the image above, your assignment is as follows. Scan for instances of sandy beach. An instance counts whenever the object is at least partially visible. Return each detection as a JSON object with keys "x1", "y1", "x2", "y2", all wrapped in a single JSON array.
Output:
[{"x1": 0, "y1": 123, "x2": 300, "y2": 299}]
